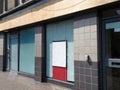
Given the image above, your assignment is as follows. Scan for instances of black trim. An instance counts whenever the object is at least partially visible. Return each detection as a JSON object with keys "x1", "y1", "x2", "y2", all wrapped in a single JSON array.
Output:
[
  {"x1": 101, "y1": 15, "x2": 107, "y2": 90},
  {"x1": 97, "y1": 10, "x2": 105, "y2": 90},
  {"x1": 3, "y1": 32, "x2": 7, "y2": 71},
  {"x1": 102, "y1": 15, "x2": 120, "y2": 21}
]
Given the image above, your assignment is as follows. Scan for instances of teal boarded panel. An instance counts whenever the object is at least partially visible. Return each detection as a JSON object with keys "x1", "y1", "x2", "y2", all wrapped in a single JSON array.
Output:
[
  {"x1": 46, "y1": 20, "x2": 74, "y2": 81},
  {"x1": 11, "y1": 37, "x2": 18, "y2": 71},
  {"x1": 65, "y1": 21, "x2": 74, "y2": 82},
  {"x1": 20, "y1": 28, "x2": 35, "y2": 75}
]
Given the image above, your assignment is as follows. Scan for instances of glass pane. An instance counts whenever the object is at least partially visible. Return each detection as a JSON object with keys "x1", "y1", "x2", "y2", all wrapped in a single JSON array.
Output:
[
  {"x1": 106, "y1": 21, "x2": 120, "y2": 90},
  {"x1": 106, "y1": 22, "x2": 120, "y2": 59},
  {"x1": 107, "y1": 68, "x2": 120, "y2": 90},
  {"x1": 102, "y1": 7, "x2": 120, "y2": 18}
]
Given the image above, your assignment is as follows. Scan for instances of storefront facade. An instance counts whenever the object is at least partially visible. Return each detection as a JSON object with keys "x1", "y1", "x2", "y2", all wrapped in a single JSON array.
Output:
[{"x1": 0, "y1": 0, "x2": 120, "y2": 90}]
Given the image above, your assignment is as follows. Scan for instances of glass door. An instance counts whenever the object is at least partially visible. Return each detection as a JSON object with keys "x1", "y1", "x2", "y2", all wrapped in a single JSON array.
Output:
[{"x1": 104, "y1": 20, "x2": 120, "y2": 90}]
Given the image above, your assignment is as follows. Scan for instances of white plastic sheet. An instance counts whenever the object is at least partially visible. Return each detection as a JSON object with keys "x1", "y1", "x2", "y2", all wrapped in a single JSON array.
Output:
[{"x1": 52, "y1": 41, "x2": 67, "y2": 67}]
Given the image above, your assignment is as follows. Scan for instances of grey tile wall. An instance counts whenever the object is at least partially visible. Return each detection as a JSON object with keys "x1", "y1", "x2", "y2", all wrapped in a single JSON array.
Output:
[
  {"x1": 74, "y1": 61, "x2": 98, "y2": 90},
  {"x1": 35, "y1": 57, "x2": 42, "y2": 81},
  {"x1": 35, "y1": 26, "x2": 46, "y2": 82},
  {"x1": 74, "y1": 13, "x2": 98, "y2": 90}
]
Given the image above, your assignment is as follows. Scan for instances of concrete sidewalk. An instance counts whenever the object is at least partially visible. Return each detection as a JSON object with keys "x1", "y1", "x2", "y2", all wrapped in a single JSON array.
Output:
[{"x1": 0, "y1": 72, "x2": 72, "y2": 90}]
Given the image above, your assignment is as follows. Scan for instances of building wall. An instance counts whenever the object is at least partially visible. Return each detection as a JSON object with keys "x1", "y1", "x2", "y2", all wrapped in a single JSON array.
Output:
[
  {"x1": 0, "y1": 0, "x2": 118, "y2": 31},
  {"x1": 0, "y1": 33, "x2": 4, "y2": 71},
  {"x1": 74, "y1": 13, "x2": 98, "y2": 90},
  {"x1": 35, "y1": 26, "x2": 46, "y2": 82}
]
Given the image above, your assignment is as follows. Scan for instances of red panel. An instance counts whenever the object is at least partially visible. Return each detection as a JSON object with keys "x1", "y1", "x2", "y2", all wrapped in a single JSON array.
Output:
[{"x1": 53, "y1": 66, "x2": 67, "y2": 82}]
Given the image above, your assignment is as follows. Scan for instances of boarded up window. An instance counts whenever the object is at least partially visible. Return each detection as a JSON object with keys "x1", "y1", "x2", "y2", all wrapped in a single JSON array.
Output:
[{"x1": 20, "y1": 28, "x2": 35, "y2": 74}]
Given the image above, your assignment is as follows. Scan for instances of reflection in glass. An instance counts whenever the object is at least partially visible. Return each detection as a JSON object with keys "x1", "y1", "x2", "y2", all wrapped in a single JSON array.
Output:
[{"x1": 106, "y1": 22, "x2": 120, "y2": 59}]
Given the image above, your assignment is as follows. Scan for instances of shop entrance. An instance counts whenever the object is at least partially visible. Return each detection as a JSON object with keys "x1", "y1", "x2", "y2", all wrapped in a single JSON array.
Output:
[{"x1": 103, "y1": 18, "x2": 120, "y2": 90}]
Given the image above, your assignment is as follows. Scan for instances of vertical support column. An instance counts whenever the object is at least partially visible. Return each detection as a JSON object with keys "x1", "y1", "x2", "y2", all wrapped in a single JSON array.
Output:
[
  {"x1": 35, "y1": 26, "x2": 46, "y2": 82},
  {"x1": 74, "y1": 13, "x2": 99, "y2": 90},
  {"x1": 0, "y1": 33, "x2": 4, "y2": 71}
]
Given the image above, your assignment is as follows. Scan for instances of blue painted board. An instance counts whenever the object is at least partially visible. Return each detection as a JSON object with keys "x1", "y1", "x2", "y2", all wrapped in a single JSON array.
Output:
[
  {"x1": 20, "y1": 28, "x2": 35, "y2": 75},
  {"x1": 46, "y1": 20, "x2": 74, "y2": 81}
]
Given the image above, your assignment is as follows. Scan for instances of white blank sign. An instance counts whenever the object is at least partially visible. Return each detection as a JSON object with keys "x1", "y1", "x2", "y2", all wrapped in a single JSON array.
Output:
[{"x1": 52, "y1": 41, "x2": 67, "y2": 67}]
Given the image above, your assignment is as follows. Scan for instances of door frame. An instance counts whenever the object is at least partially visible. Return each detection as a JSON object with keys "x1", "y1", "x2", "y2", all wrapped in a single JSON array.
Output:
[{"x1": 101, "y1": 17, "x2": 120, "y2": 90}]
